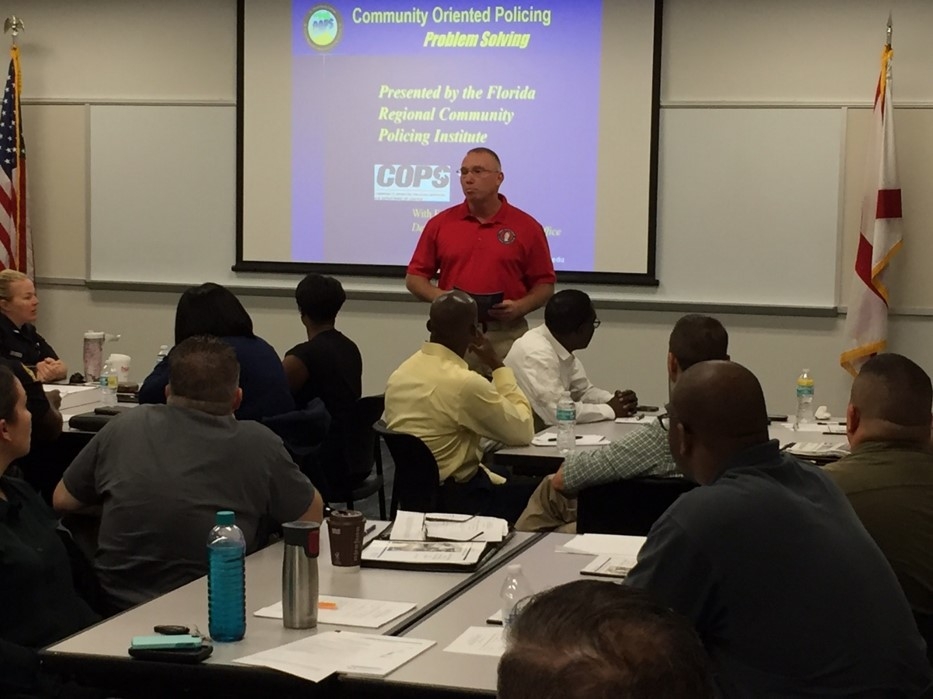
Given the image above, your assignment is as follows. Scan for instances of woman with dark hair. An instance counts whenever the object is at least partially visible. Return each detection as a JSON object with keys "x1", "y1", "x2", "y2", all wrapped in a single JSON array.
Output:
[
  {"x1": 138, "y1": 283, "x2": 293, "y2": 421},
  {"x1": 0, "y1": 365, "x2": 99, "y2": 697}
]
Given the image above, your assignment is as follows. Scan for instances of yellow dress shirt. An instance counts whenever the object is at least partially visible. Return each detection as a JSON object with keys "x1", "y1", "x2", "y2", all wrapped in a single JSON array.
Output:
[{"x1": 384, "y1": 342, "x2": 534, "y2": 484}]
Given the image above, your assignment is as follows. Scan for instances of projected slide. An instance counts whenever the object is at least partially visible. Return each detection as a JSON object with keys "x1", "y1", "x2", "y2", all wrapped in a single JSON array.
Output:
[
  {"x1": 291, "y1": 1, "x2": 600, "y2": 270},
  {"x1": 240, "y1": 1, "x2": 659, "y2": 278}
]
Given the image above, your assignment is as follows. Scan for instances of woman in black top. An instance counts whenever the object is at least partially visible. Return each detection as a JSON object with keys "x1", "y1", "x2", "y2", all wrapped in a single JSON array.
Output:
[
  {"x1": 0, "y1": 365, "x2": 98, "y2": 696},
  {"x1": 0, "y1": 270, "x2": 65, "y2": 382}
]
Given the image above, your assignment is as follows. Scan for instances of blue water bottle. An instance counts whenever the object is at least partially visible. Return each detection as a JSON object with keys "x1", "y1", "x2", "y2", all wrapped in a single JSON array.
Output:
[{"x1": 207, "y1": 510, "x2": 246, "y2": 642}]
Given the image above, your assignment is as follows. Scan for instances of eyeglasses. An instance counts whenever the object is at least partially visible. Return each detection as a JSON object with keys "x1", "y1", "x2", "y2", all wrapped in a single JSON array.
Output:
[
  {"x1": 658, "y1": 403, "x2": 672, "y2": 431},
  {"x1": 458, "y1": 167, "x2": 499, "y2": 177}
]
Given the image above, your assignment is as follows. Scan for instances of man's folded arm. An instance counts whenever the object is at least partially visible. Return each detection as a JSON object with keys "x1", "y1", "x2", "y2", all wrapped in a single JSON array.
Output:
[{"x1": 458, "y1": 367, "x2": 534, "y2": 446}]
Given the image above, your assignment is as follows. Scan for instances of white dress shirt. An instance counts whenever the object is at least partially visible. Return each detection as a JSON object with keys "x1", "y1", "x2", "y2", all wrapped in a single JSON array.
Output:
[{"x1": 504, "y1": 324, "x2": 615, "y2": 426}]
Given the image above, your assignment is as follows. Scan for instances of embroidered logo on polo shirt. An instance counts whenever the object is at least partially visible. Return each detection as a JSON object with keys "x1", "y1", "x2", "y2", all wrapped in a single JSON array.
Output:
[{"x1": 497, "y1": 228, "x2": 516, "y2": 245}]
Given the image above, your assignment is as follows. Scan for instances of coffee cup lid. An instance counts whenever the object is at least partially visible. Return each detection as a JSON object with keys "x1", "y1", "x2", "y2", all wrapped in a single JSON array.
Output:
[{"x1": 283, "y1": 521, "x2": 320, "y2": 557}]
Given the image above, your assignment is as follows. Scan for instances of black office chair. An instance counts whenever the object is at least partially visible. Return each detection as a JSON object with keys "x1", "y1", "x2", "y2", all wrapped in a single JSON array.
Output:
[
  {"x1": 261, "y1": 399, "x2": 332, "y2": 458},
  {"x1": 373, "y1": 421, "x2": 443, "y2": 517},
  {"x1": 335, "y1": 395, "x2": 388, "y2": 520},
  {"x1": 577, "y1": 476, "x2": 697, "y2": 536}
]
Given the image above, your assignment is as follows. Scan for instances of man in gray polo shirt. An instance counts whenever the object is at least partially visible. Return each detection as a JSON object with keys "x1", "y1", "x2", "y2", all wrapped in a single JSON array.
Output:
[{"x1": 54, "y1": 336, "x2": 323, "y2": 611}]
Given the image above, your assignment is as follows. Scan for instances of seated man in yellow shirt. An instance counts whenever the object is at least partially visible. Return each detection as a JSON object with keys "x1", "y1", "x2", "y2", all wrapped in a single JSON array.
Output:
[{"x1": 385, "y1": 290, "x2": 535, "y2": 522}]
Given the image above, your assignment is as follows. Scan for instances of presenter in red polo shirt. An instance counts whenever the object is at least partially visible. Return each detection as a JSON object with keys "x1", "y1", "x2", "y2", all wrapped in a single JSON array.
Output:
[{"x1": 405, "y1": 148, "x2": 556, "y2": 368}]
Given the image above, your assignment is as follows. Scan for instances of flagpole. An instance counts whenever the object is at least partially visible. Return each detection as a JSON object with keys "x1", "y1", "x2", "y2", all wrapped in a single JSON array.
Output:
[{"x1": 886, "y1": 13, "x2": 892, "y2": 48}]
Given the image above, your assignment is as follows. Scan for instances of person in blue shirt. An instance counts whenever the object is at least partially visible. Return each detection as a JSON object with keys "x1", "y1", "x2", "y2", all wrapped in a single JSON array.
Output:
[{"x1": 138, "y1": 282, "x2": 292, "y2": 421}]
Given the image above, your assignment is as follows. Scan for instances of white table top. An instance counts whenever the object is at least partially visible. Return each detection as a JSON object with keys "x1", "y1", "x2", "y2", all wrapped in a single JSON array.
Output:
[
  {"x1": 375, "y1": 532, "x2": 588, "y2": 695},
  {"x1": 495, "y1": 418, "x2": 848, "y2": 471},
  {"x1": 46, "y1": 525, "x2": 535, "y2": 670}
]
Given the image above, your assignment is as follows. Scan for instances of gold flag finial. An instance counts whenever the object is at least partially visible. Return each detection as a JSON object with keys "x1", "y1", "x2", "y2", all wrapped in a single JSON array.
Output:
[{"x1": 3, "y1": 16, "x2": 24, "y2": 45}]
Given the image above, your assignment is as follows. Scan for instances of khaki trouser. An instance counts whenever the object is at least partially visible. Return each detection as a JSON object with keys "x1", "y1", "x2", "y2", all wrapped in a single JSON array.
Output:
[
  {"x1": 466, "y1": 317, "x2": 529, "y2": 375},
  {"x1": 515, "y1": 475, "x2": 578, "y2": 533}
]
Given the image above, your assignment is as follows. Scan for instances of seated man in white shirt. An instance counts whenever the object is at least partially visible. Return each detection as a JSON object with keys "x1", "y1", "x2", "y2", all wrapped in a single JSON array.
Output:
[
  {"x1": 516, "y1": 314, "x2": 729, "y2": 532},
  {"x1": 504, "y1": 289, "x2": 637, "y2": 431}
]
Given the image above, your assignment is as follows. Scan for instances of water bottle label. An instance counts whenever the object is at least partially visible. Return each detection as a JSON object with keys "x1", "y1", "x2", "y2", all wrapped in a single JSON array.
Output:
[
  {"x1": 796, "y1": 385, "x2": 814, "y2": 398},
  {"x1": 556, "y1": 408, "x2": 575, "y2": 421}
]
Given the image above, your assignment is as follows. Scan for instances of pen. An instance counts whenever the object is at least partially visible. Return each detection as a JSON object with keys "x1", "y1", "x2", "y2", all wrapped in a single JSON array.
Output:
[
  {"x1": 318, "y1": 601, "x2": 338, "y2": 610},
  {"x1": 364, "y1": 524, "x2": 376, "y2": 536}
]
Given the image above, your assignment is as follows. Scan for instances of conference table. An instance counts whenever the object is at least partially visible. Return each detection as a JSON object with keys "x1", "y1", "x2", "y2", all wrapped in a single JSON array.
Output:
[
  {"x1": 42, "y1": 524, "x2": 541, "y2": 698},
  {"x1": 349, "y1": 532, "x2": 599, "y2": 698},
  {"x1": 494, "y1": 416, "x2": 848, "y2": 475}
]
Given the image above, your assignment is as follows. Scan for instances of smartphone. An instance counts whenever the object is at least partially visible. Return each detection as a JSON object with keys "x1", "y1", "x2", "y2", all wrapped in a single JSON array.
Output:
[
  {"x1": 128, "y1": 644, "x2": 213, "y2": 664},
  {"x1": 131, "y1": 634, "x2": 202, "y2": 650},
  {"x1": 636, "y1": 405, "x2": 660, "y2": 413}
]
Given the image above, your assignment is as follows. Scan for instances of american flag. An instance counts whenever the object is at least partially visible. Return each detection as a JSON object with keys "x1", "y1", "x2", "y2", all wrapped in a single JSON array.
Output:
[
  {"x1": 840, "y1": 31, "x2": 902, "y2": 376},
  {"x1": 0, "y1": 45, "x2": 32, "y2": 276}
]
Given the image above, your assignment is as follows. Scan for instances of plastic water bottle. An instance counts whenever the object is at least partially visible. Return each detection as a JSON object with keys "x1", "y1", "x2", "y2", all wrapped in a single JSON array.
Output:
[
  {"x1": 207, "y1": 510, "x2": 246, "y2": 642},
  {"x1": 98, "y1": 360, "x2": 118, "y2": 406},
  {"x1": 795, "y1": 369, "x2": 815, "y2": 428},
  {"x1": 555, "y1": 391, "x2": 576, "y2": 456},
  {"x1": 156, "y1": 345, "x2": 170, "y2": 364},
  {"x1": 500, "y1": 563, "x2": 534, "y2": 632}
]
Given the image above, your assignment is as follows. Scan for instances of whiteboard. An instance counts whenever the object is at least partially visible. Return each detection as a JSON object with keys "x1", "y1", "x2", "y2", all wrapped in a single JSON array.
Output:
[{"x1": 88, "y1": 105, "x2": 842, "y2": 309}]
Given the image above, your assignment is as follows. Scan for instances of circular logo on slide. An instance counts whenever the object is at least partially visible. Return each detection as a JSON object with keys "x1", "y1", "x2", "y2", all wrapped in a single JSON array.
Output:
[
  {"x1": 497, "y1": 229, "x2": 516, "y2": 245},
  {"x1": 305, "y1": 5, "x2": 342, "y2": 52}
]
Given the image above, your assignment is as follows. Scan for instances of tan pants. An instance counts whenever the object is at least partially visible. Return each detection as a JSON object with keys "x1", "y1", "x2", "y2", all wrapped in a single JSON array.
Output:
[
  {"x1": 466, "y1": 317, "x2": 529, "y2": 375},
  {"x1": 515, "y1": 475, "x2": 578, "y2": 533}
]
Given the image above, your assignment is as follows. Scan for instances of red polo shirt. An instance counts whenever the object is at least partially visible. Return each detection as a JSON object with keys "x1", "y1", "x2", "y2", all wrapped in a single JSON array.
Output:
[{"x1": 407, "y1": 195, "x2": 556, "y2": 300}]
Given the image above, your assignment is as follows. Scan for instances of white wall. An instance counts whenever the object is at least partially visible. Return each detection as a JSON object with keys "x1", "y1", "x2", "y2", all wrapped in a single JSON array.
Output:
[{"x1": 18, "y1": 0, "x2": 933, "y2": 417}]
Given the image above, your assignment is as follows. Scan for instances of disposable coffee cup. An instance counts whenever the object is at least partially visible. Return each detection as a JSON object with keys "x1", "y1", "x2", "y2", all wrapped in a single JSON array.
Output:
[
  {"x1": 327, "y1": 509, "x2": 366, "y2": 573},
  {"x1": 108, "y1": 353, "x2": 131, "y2": 384}
]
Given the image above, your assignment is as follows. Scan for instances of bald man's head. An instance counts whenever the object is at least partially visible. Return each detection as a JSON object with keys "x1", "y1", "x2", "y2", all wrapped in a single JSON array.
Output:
[
  {"x1": 668, "y1": 361, "x2": 770, "y2": 484},
  {"x1": 847, "y1": 353, "x2": 932, "y2": 446},
  {"x1": 427, "y1": 290, "x2": 478, "y2": 357}
]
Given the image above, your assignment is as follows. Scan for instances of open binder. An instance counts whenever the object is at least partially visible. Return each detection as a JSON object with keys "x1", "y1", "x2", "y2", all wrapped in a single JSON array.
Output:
[{"x1": 361, "y1": 511, "x2": 513, "y2": 573}]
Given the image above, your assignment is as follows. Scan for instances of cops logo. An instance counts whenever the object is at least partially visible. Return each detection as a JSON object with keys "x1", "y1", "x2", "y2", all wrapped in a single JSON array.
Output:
[
  {"x1": 305, "y1": 5, "x2": 342, "y2": 52},
  {"x1": 497, "y1": 229, "x2": 516, "y2": 245}
]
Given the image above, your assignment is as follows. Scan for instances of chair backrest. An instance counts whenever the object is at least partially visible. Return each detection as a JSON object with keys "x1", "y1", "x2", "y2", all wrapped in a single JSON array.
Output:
[
  {"x1": 341, "y1": 394, "x2": 386, "y2": 481},
  {"x1": 577, "y1": 476, "x2": 697, "y2": 536},
  {"x1": 373, "y1": 420, "x2": 441, "y2": 517}
]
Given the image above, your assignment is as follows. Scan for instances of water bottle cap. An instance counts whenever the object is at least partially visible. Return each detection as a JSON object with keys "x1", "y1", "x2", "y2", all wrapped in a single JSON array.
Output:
[
  {"x1": 215, "y1": 510, "x2": 235, "y2": 526},
  {"x1": 84, "y1": 331, "x2": 104, "y2": 339},
  {"x1": 506, "y1": 563, "x2": 522, "y2": 574}
]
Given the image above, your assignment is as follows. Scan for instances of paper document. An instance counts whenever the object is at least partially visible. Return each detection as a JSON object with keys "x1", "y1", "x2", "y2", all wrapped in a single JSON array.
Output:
[
  {"x1": 363, "y1": 539, "x2": 486, "y2": 566},
  {"x1": 531, "y1": 433, "x2": 610, "y2": 447},
  {"x1": 780, "y1": 422, "x2": 845, "y2": 433},
  {"x1": 559, "y1": 534, "x2": 646, "y2": 557},
  {"x1": 444, "y1": 627, "x2": 506, "y2": 657},
  {"x1": 389, "y1": 511, "x2": 508, "y2": 543},
  {"x1": 580, "y1": 555, "x2": 636, "y2": 579},
  {"x1": 614, "y1": 415, "x2": 656, "y2": 424},
  {"x1": 388, "y1": 510, "x2": 426, "y2": 541},
  {"x1": 253, "y1": 596, "x2": 416, "y2": 629},
  {"x1": 48, "y1": 384, "x2": 99, "y2": 411},
  {"x1": 785, "y1": 442, "x2": 850, "y2": 458},
  {"x1": 425, "y1": 516, "x2": 508, "y2": 543},
  {"x1": 234, "y1": 631, "x2": 434, "y2": 682}
]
